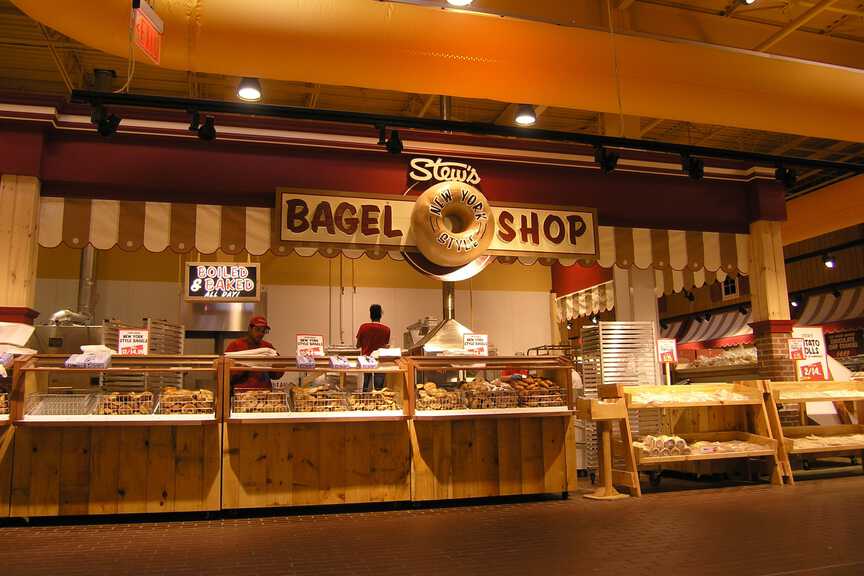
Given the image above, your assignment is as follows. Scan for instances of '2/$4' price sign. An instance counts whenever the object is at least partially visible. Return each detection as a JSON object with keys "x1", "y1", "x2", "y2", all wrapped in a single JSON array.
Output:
[{"x1": 792, "y1": 326, "x2": 830, "y2": 381}]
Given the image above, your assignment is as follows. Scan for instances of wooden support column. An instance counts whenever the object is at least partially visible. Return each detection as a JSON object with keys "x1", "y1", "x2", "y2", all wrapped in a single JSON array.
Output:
[
  {"x1": 0, "y1": 175, "x2": 40, "y2": 324},
  {"x1": 748, "y1": 220, "x2": 795, "y2": 381}
]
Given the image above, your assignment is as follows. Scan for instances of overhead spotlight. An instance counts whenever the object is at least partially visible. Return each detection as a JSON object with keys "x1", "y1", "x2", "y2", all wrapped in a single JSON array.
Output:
[
  {"x1": 566, "y1": 321, "x2": 573, "y2": 330},
  {"x1": 446, "y1": 0, "x2": 474, "y2": 6},
  {"x1": 832, "y1": 288, "x2": 842, "y2": 298},
  {"x1": 90, "y1": 104, "x2": 121, "y2": 137},
  {"x1": 660, "y1": 321, "x2": 669, "y2": 330},
  {"x1": 594, "y1": 145, "x2": 619, "y2": 175},
  {"x1": 703, "y1": 311, "x2": 712, "y2": 322},
  {"x1": 681, "y1": 153, "x2": 704, "y2": 180},
  {"x1": 590, "y1": 315, "x2": 598, "y2": 325},
  {"x1": 775, "y1": 166, "x2": 797, "y2": 188},
  {"x1": 386, "y1": 130, "x2": 403, "y2": 154},
  {"x1": 376, "y1": 125, "x2": 387, "y2": 146},
  {"x1": 237, "y1": 77, "x2": 262, "y2": 102},
  {"x1": 197, "y1": 115, "x2": 216, "y2": 141},
  {"x1": 743, "y1": 0, "x2": 758, "y2": 4},
  {"x1": 514, "y1": 104, "x2": 536, "y2": 126},
  {"x1": 790, "y1": 294, "x2": 802, "y2": 308},
  {"x1": 822, "y1": 253, "x2": 836, "y2": 269},
  {"x1": 738, "y1": 305, "x2": 750, "y2": 315},
  {"x1": 683, "y1": 289, "x2": 695, "y2": 302}
]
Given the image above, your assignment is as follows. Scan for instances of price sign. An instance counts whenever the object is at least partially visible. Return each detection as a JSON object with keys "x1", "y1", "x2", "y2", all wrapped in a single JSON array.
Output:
[
  {"x1": 792, "y1": 326, "x2": 829, "y2": 382},
  {"x1": 657, "y1": 338, "x2": 678, "y2": 364},
  {"x1": 296, "y1": 334, "x2": 325, "y2": 357},
  {"x1": 463, "y1": 334, "x2": 489, "y2": 356},
  {"x1": 787, "y1": 338, "x2": 806, "y2": 361},
  {"x1": 118, "y1": 329, "x2": 149, "y2": 355}
]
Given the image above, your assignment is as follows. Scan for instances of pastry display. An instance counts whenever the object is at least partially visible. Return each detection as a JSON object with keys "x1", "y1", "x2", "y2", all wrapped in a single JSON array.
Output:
[
  {"x1": 233, "y1": 390, "x2": 290, "y2": 413},
  {"x1": 159, "y1": 387, "x2": 215, "y2": 414},
  {"x1": 778, "y1": 388, "x2": 864, "y2": 401},
  {"x1": 0, "y1": 392, "x2": 8, "y2": 415},
  {"x1": 415, "y1": 381, "x2": 464, "y2": 410},
  {"x1": 96, "y1": 391, "x2": 155, "y2": 415},
  {"x1": 678, "y1": 346, "x2": 757, "y2": 369},
  {"x1": 631, "y1": 388, "x2": 752, "y2": 406},
  {"x1": 791, "y1": 433, "x2": 864, "y2": 451},
  {"x1": 508, "y1": 376, "x2": 565, "y2": 407},
  {"x1": 291, "y1": 383, "x2": 347, "y2": 412},
  {"x1": 462, "y1": 378, "x2": 517, "y2": 409},
  {"x1": 348, "y1": 388, "x2": 399, "y2": 411},
  {"x1": 634, "y1": 435, "x2": 767, "y2": 457}
]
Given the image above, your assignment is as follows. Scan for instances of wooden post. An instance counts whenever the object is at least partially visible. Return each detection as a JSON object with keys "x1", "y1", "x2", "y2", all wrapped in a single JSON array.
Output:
[
  {"x1": 0, "y1": 175, "x2": 41, "y2": 323},
  {"x1": 584, "y1": 420, "x2": 628, "y2": 500},
  {"x1": 748, "y1": 220, "x2": 797, "y2": 382}
]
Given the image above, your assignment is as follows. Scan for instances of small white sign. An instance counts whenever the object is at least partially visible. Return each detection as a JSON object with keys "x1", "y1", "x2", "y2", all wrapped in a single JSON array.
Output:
[
  {"x1": 118, "y1": 329, "x2": 149, "y2": 356},
  {"x1": 296, "y1": 334, "x2": 325, "y2": 357},
  {"x1": 792, "y1": 326, "x2": 829, "y2": 381},
  {"x1": 657, "y1": 338, "x2": 678, "y2": 364},
  {"x1": 463, "y1": 334, "x2": 489, "y2": 356}
]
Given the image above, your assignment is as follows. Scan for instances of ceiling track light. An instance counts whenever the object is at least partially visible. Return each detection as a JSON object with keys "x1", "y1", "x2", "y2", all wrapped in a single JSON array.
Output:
[
  {"x1": 237, "y1": 77, "x2": 262, "y2": 102},
  {"x1": 683, "y1": 289, "x2": 695, "y2": 302},
  {"x1": 790, "y1": 295, "x2": 802, "y2": 308},
  {"x1": 832, "y1": 288, "x2": 842, "y2": 298},
  {"x1": 90, "y1": 104, "x2": 121, "y2": 137},
  {"x1": 681, "y1": 153, "x2": 704, "y2": 180},
  {"x1": 189, "y1": 111, "x2": 216, "y2": 140},
  {"x1": 385, "y1": 129, "x2": 403, "y2": 154},
  {"x1": 822, "y1": 253, "x2": 836, "y2": 269},
  {"x1": 775, "y1": 165, "x2": 798, "y2": 188},
  {"x1": 514, "y1": 104, "x2": 536, "y2": 126},
  {"x1": 738, "y1": 305, "x2": 750, "y2": 316},
  {"x1": 590, "y1": 315, "x2": 598, "y2": 324},
  {"x1": 594, "y1": 145, "x2": 619, "y2": 175}
]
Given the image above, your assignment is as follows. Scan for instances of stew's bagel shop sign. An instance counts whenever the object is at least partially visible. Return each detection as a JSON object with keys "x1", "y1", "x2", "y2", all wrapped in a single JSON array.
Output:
[{"x1": 277, "y1": 157, "x2": 597, "y2": 270}]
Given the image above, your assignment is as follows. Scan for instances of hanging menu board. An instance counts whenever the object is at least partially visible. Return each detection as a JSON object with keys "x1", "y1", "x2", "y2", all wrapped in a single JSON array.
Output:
[
  {"x1": 185, "y1": 262, "x2": 260, "y2": 302},
  {"x1": 826, "y1": 330, "x2": 863, "y2": 359}
]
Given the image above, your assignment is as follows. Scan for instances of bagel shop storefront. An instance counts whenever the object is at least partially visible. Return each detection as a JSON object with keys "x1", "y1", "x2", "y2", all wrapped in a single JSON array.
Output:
[{"x1": 0, "y1": 110, "x2": 789, "y2": 514}]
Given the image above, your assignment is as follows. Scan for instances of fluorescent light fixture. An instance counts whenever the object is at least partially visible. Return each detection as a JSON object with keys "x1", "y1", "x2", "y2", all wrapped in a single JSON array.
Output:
[
  {"x1": 237, "y1": 77, "x2": 262, "y2": 102},
  {"x1": 514, "y1": 104, "x2": 536, "y2": 126},
  {"x1": 447, "y1": 0, "x2": 474, "y2": 6}
]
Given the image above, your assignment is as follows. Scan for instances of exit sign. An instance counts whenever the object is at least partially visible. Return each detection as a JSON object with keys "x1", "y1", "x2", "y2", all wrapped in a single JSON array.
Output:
[{"x1": 134, "y1": 0, "x2": 163, "y2": 65}]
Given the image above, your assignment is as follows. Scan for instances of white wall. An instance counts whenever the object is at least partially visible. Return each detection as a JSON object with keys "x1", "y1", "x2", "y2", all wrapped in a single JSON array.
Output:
[{"x1": 35, "y1": 280, "x2": 552, "y2": 356}]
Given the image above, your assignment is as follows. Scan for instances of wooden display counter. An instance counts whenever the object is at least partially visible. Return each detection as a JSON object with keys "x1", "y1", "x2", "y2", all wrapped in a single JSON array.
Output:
[
  {"x1": 8, "y1": 355, "x2": 222, "y2": 517},
  {"x1": 765, "y1": 381, "x2": 864, "y2": 484},
  {"x1": 406, "y1": 356, "x2": 575, "y2": 500},
  {"x1": 221, "y1": 357, "x2": 411, "y2": 508}
]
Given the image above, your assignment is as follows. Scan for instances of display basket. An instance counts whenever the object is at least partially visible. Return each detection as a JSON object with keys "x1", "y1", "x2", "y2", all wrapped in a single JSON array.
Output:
[
  {"x1": 291, "y1": 388, "x2": 348, "y2": 412},
  {"x1": 347, "y1": 391, "x2": 400, "y2": 411},
  {"x1": 25, "y1": 393, "x2": 96, "y2": 416},
  {"x1": 0, "y1": 392, "x2": 8, "y2": 415},
  {"x1": 95, "y1": 391, "x2": 156, "y2": 415},
  {"x1": 232, "y1": 390, "x2": 291, "y2": 414},
  {"x1": 415, "y1": 390, "x2": 465, "y2": 411},
  {"x1": 464, "y1": 389, "x2": 518, "y2": 409},
  {"x1": 157, "y1": 389, "x2": 215, "y2": 415},
  {"x1": 517, "y1": 387, "x2": 566, "y2": 407}
]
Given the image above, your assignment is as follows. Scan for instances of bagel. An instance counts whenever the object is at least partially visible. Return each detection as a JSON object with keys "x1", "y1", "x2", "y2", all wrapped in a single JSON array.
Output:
[{"x1": 411, "y1": 181, "x2": 495, "y2": 267}]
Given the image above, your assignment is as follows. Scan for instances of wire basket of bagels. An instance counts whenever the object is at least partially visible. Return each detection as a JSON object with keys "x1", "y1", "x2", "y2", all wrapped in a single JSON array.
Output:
[
  {"x1": 232, "y1": 390, "x2": 290, "y2": 414},
  {"x1": 157, "y1": 387, "x2": 215, "y2": 415},
  {"x1": 462, "y1": 378, "x2": 518, "y2": 409},
  {"x1": 96, "y1": 391, "x2": 156, "y2": 415},
  {"x1": 506, "y1": 375, "x2": 565, "y2": 407},
  {"x1": 291, "y1": 383, "x2": 348, "y2": 412},
  {"x1": 415, "y1": 381, "x2": 465, "y2": 411}
]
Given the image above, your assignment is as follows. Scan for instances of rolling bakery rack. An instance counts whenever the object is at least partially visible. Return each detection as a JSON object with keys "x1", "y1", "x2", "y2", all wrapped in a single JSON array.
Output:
[{"x1": 764, "y1": 380, "x2": 864, "y2": 484}]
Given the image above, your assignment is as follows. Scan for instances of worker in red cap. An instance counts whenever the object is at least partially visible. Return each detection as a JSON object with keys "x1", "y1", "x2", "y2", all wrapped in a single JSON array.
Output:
[{"x1": 225, "y1": 316, "x2": 283, "y2": 390}]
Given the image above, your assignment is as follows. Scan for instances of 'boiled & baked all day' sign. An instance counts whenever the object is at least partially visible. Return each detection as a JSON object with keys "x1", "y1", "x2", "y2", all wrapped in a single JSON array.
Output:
[{"x1": 185, "y1": 262, "x2": 260, "y2": 302}]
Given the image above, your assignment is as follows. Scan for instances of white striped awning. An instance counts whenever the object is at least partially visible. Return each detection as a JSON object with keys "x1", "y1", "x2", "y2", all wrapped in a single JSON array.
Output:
[
  {"x1": 678, "y1": 310, "x2": 753, "y2": 345},
  {"x1": 798, "y1": 286, "x2": 864, "y2": 328},
  {"x1": 659, "y1": 320, "x2": 683, "y2": 340},
  {"x1": 556, "y1": 281, "x2": 615, "y2": 320},
  {"x1": 37, "y1": 197, "x2": 750, "y2": 274}
]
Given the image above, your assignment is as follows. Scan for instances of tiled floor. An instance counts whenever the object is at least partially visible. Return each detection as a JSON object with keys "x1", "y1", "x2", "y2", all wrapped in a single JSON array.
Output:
[{"x1": 2, "y1": 475, "x2": 864, "y2": 576}]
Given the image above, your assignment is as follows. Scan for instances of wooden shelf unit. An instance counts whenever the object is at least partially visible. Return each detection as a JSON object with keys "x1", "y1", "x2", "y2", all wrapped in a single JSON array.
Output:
[
  {"x1": 618, "y1": 381, "x2": 784, "y2": 489},
  {"x1": 765, "y1": 381, "x2": 864, "y2": 484}
]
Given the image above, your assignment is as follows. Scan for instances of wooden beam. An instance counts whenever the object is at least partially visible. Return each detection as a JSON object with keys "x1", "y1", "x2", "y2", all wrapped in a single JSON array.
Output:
[
  {"x1": 771, "y1": 135, "x2": 808, "y2": 155},
  {"x1": 417, "y1": 94, "x2": 436, "y2": 118},
  {"x1": 38, "y1": 24, "x2": 74, "y2": 93},
  {"x1": 305, "y1": 84, "x2": 321, "y2": 108},
  {"x1": 797, "y1": 142, "x2": 859, "y2": 181},
  {"x1": 639, "y1": 118, "x2": 664, "y2": 137},
  {"x1": 617, "y1": 0, "x2": 637, "y2": 10},
  {"x1": 755, "y1": 0, "x2": 839, "y2": 51}
]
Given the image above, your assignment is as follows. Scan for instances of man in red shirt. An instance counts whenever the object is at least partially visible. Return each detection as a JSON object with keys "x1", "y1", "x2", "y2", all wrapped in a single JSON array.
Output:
[
  {"x1": 356, "y1": 304, "x2": 391, "y2": 391},
  {"x1": 225, "y1": 316, "x2": 284, "y2": 390}
]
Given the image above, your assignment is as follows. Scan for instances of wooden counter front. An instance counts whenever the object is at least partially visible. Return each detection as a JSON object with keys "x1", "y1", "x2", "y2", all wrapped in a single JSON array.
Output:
[
  {"x1": 222, "y1": 421, "x2": 410, "y2": 509},
  {"x1": 0, "y1": 424, "x2": 12, "y2": 517}
]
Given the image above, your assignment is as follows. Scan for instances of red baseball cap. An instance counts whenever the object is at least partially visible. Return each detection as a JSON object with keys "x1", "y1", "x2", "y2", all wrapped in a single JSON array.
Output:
[{"x1": 249, "y1": 316, "x2": 270, "y2": 329}]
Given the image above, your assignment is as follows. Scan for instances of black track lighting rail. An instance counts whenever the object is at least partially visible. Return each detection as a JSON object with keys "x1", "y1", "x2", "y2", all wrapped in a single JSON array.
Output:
[
  {"x1": 71, "y1": 90, "x2": 864, "y2": 175},
  {"x1": 784, "y1": 238, "x2": 864, "y2": 265}
]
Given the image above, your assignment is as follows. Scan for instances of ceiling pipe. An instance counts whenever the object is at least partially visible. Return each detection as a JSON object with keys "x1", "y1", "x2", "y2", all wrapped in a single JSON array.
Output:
[{"x1": 69, "y1": 90, "x2": 864, "y2": 174}]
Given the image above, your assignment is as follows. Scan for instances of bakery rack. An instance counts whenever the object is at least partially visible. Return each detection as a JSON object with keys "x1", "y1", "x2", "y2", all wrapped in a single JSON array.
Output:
[
  {"x1": 223, "y1": 356, "x2": 409, "y2": 423},
  {"x1": 619, "y1": 381, "x2": 783, "y2": 489},
  {"x1": 765, "y1": 380, "x2": 864, "y2": 484},
  {"x1": 11, "y1": 354, "x2": 221, "y2": 426},
  {"x1": 404, "y1": 356, "x2": 573, "y2": 421}
]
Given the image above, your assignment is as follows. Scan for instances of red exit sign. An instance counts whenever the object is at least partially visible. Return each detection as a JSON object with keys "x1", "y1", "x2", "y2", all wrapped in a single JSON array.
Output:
[{"x1": 134, "y1": 0, "x2": 163, "y2": 65}]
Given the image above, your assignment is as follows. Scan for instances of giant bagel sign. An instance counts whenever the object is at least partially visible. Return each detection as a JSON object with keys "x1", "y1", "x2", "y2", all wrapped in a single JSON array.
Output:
[{"x1": 277, "y1": 187, "x2": 598, "y2": 265}]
